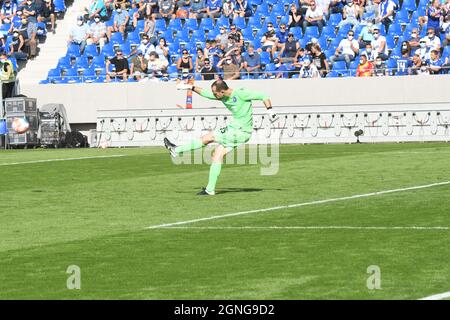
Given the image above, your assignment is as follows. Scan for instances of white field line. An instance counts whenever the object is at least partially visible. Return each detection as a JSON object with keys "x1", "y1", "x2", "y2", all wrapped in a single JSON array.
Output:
[
  {"x1": 146, "y1": 180, "x2": 450, "y2": 229},
  {"x1": 158, "y1": 226, "x2": 450, "y2": 231},
  {"x1": 0, "y1": 155, "x2": 125, "y2": 166},
  {"x1": 419, "y1": 292, "x2": 450, "y2": 300}
]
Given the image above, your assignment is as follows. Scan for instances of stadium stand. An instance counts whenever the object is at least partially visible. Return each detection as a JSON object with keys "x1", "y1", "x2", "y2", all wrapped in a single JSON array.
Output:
[{"x1": 12, "y1": 0, "x2": 447, "y2": 84}]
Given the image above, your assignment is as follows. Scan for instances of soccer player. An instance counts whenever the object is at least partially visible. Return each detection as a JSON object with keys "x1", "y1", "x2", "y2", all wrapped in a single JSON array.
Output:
[{"x1": 164, "y1": 79, "x2": 277, "y2": 196}]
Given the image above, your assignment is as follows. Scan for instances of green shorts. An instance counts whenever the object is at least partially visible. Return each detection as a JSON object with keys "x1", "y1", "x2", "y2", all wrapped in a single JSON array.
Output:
[{"x1": 213, "y1": 125, "x2": 252, "y2": 149}]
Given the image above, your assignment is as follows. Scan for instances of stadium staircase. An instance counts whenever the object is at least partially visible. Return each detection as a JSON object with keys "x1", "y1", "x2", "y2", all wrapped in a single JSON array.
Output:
[{"x1": 18, "y1": 0, "x2": 91, "y2": 85}]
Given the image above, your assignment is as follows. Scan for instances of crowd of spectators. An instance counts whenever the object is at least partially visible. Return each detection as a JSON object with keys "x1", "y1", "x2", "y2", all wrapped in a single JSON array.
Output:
[
  {"x1": 0, "y1": 0, "x2": 63, "y2": 72},
  {"x1": 48, "y1": 0, "x2": 450, "y2": 83}
]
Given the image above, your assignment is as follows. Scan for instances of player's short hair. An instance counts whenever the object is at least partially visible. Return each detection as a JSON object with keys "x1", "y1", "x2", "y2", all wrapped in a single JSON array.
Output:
[{"x1": 211, "y1": 80, "x2": 229, "y2": 91}]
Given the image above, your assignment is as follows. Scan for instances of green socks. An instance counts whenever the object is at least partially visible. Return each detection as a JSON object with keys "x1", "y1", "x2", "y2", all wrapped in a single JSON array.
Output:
[
  {"x1": 206, "y1": 163, "x2": 222, "y2": 193},
  {"x1": 175, "y1": 139, "x2": 204, "y2": 155}
]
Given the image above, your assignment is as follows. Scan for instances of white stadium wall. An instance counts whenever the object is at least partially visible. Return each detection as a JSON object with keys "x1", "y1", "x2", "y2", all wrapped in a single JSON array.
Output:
[{"x1": 20, "y1": 76, "x2": 450, "y2": 146}]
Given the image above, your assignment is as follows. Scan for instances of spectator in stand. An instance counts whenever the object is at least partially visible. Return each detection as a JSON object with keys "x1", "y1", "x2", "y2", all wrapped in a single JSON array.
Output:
[
  {"x1": 316, "y1": 0, "x2": 331, "y2": 20},
  {"x1": 260, "y1": 22, "x2": 278, "y2": 56},
  {"x1": 222, "y1": 0, "x2": 234, "y2": 18},
  {"x1": 147, "y1": 0, "x2": 160, "y2": 18},
  {"x1": 375, "y1": 0, "x2": 396, "y2": 33},
  {"x1": 373, "y1": 56, "x2": 388, "y2": 76},
  {"x1": 206, "y1": 0, "x2": 222, "y2": 18},
  {"x1": 408, "y1": 28, "x2": 421, "y2": 52},
  {"x1": 395, "y1": 46, "x2": 413, "y2": 76},
  {"x1": 242, "y1": 44, "x2": 261, "y2": 78},
  {"x1": 443, "y1": 14, "x2": 450, "y2": 48},
  {"x1": 279, "y1": 32, "x2": 300, "y2": 63},
  {"x1": 266, "y1": 57, "x2": 288, "y2": 78},
  {"x1": 288, "y1": 3, "x2": 303, "y2": 28},
  {"x1": 175, "y1": 0, "x2": 191, "y2": 18},
  {"x1": 8, "y1": 29, "x2": 28, "y2": 61},
  {"x1": 289, "y1": 47, "x2": 308, "y2": 77},
  {"x1": 19, "y1": 14, "x2": 38, "y2": 59},
  {"x1": 69, "y1": 16, "x2": 90, "y2": 55},
  {"x1": 130, "y1": 49, "x2": 148, "y2": 80},
  {"x1": 427, "y1": 49, "x2": 443, "y2": 74},
  {"x1": 84, "y1": 0, "x2": 108, "y2": 21},
  {"x1": 229, "y1": 24, "x2": 244, "y2": 49},
  {"x1": 155, "y1": 37, "x2": 169, "y2": 64},
  {"x1": 106, "y1": 49, "x2": 129, "y2": 82},
  {"x1": 421, "y1": 27, "x2": 441, "y2": 52},
  {"x1": 190, "y1": 0, "x2": 207, "y2": 18},
  {"x1": 200, "y1": 58, "x2": 218, "y2": 80},
  {"x1": 217, "y1": 55, "x2": 240, "y2": 79},
  {"x1": 195, "y1": 47, "x2": 206, "y2": 73},
  {"x1": 23, "y1": 0, "x2": 38, "y2": 24},
  {"x1": 141, "y1": 15, "x2": 157, "y2": 44},
  {"x1": 358, "y1": 21, "x2": 375, "y2": 49},
  {"x1": 0, "y1": 49, "x2": 16, "y2": 99},
  {"x1": 1, "y1": 0, "x2": 17, "y2": 25},
  {"x1": 415, "y1": 38, "x2": 431, "y2": 60},
  {"x1": 37, "y1": 0, "x2": 56, "y2": 34},
  {"x1": 233, "y1": 0, "x2": 252, "y2": 17},
  {"x1": 311, "y1": 43, "x2": 329, "y2": 77},
  {"x1": 303, "y1": 1, "x2": 324, "y2": 36},
  {"x1": 329, "y1": 0, "x2": 345, "y2": 16},
  {"x1": 177, "y1": 49, "x2": 194, "y2": 77},
  {"x1": 147, "y1": 51, "x2": 169, "y2": 78},
  {"x1": 329, "y1": 30, "x2": 359, "y2": 69},
  {"x1": 419, "y1": 0, "x2": 443, "y2": 35},
  {"x1": 299, "y1": 58, "x2": 320, "y2": 78},
  {"x1": 361, "y1": 43, "x2": 376, "y2": 62},
  {"x1": 274, "y1": 23, "x2": 289, "y2": 56},
  {"x1": 356, "y1": 53, "x2": 373, "y2": 76},
  {"x1": 133, "y1": 0, "x2": 149, "y2": 20},
  {"x1": 224, "y1": 33, "x2": 239, "y2": 61},
  {"x1": 108, "y1": 4, "x2": 131, "y2": 39},
  {"x1": 410, "y1": 52, "x2": 423, "y2": 75},
  {"x1": 417, "y1": 60, "x2": 430, "y2": 75},
  {"x1": 136, "y1": 34, "x2": 156, "y2": 59},
  {"x1": 207, "y1": 39, "x2": 223, "y2": 68},
  {"x1": 88, "y1": 14, "x2": 108, "y2": 51},
  {"x1": 399, "y1": 41, "x2": 411, "y2": 57},
  {"x1": 155, "y1": 0, "x2": 176, "y2": 19},
  {"x1": 216, "y1": 25, "x2": 228, "y2": 49},
  {"x1": 371, "y1": 26, "x2": 388, "y2": 60},
  {"x1": 115, "y1": 0, "x2": 130, "y2": 9},
  {"x1": 338, "y1": 0, "x2": 360, "y2": 31},
  {"x1": 233, "y1": 48, "x2": 244, "y2": 69}
]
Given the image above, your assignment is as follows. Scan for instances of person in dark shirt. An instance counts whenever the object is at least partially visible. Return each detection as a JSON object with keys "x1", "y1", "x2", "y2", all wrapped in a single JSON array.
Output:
[
  {"x1": 106, "y1": 49, "x2": 129, "y2": 82},
  {"x1": 200, "y1": 58, "x2": 218, "y2": 80},
  {"x1": 37, "y1": 0, "x2": 56, "y2": 33}
]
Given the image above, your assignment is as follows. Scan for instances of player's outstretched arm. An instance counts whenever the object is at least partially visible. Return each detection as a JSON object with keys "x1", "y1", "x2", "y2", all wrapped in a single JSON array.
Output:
[{"x1": 239, "y1": 89, "x2": 279, "y2": 122}]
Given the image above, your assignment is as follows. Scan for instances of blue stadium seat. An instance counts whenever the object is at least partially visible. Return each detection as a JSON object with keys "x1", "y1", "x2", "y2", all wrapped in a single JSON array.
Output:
[
  {"x1": 386, "y1": 59, "x2": 397, "y2": 74},
  {"x1": 199, "y1": 18, "x2": 214, "y2": 30},
  {"x1": 160, "y1": 30, "x2": 174, "y2": 43},
  {"x1": 289, "y1": 26, "x2": 302, "y2": 40},
  {"x1": 395, "y1": 10, "x2": 410, "y2": 24},
  {"x1": 317, "y1": 37, "x2": 328, "y2": 50},
  {"x1": 332, "y1": 60, "x2": 347, "y2": 71},
  {"x1": 389, "y1": 23, "x2": 403, "y2": 37},
  {"x1": 329, "y1": 14, "x2": 342, "y2": 27},
  {"x1": 155, "y1": 19, "x2": 167, "y2": 31},
  {"x1": 260, "y1": 51, "x2": 271, "y2": 65},
  {"x1": 54, "y1": 0, "x2": 66, "y2": 13},
  {"x1": 84, "y1": 44, "x2": 99, "y2": 57},
  {"x1": 348, "y1": 60, "x2": 359, "y2": 71},
  {"x1": 232, "y1": 16, "x2": 246, "y2": 30},
  {"x1": 168, "y1": 18, "x2": 182, "y2": 30},
  {"x1": 101, "y1": 43, "x2": 116, "y2": 58},
  {"x1": 216, "y1": 17, "x2": 230, "y2": 28},
  {"x1": 304, "y1": 26, "x2": 320, "y2": 39},
  {"x1": 47, "y1": 67, "x2": 61, "y2": 79},
  {"x1": 336, "y1": 24, "x2": 352, "y2": 38},
  {"x1": 247, "y1": 16, "x2": 262, "y2": 29},
  {"x1": 242, "y1": 27, "x2": 255, "y2": 41},
  {"x1": 110, "y1": 32, "x2": 125, "y2": 46},
  {"x1": 385, "y1": 35, "x2": 396, "y2": 49},
  {"x1": 184, "y1": 18, "x2": 198, "y2": 31},
  {"x1": 75, "y1": 56, "x2": 89, "y2": 70}
]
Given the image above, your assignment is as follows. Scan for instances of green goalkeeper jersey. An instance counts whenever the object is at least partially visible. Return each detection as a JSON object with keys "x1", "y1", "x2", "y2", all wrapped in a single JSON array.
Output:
[{"x1": 200, "y1": 88, "x2": 269, "y2": 132}]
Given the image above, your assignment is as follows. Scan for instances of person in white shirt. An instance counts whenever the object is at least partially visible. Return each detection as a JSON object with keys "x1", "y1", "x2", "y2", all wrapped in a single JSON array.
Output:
[
  {"x1": 420, "y1": 27, "x2": 441, "y2": 52},
  {"x1": 299, "y1": 58, "x2": 320, "y2": 78},
  {"x1": 337, "y1": 0, "x2": 360, "y2": 30},
  {"x1": 315, "y1": 0, "x2": 331, "y2": 20},
  {"x1": 329, "y1": 30, "x2": 359, "y2": 68},
  {"x1": 302, "y1": 1, "x2": 325, "y2": 36},
  {"x1": 415, "y1": 39, "x2": 431, "y2": 61},
  {"x1": 370, "y1": 26, "x2": 388, "y2": 60}
]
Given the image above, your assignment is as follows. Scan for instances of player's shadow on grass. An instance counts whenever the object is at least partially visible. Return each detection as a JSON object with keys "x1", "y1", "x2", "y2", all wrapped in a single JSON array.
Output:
[{"x1": 216, "y1": 187, "x2": 283, "y2": 194}]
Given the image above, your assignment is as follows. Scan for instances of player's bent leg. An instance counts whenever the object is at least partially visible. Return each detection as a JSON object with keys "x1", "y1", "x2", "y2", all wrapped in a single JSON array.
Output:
[{"x1": 165, "y1": 131, "x2": 216, "y2": 158}]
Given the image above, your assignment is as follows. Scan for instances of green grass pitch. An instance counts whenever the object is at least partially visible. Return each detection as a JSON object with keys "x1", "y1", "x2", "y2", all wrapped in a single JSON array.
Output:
[{"x1": 1, "y1": 142, "x2": 449, "y2": 299}]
